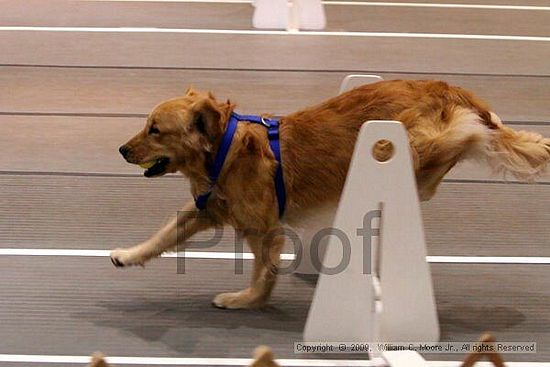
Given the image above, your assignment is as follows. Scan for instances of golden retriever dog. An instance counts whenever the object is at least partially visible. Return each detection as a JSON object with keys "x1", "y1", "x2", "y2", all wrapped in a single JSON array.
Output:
[{"x1": 111, "y1": 80, "x2": 550, "y2": 309}]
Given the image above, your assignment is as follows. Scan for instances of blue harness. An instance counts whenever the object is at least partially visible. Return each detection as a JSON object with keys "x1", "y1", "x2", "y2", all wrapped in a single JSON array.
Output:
[{"x1": 194, "y1": 112, "x2": 286, "y2": 218}]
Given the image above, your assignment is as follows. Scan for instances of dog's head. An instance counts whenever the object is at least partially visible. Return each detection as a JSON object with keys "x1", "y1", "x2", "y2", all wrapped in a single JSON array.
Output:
[{"x1": 119, "y1": 88, "x2": 233, "y2": 178}]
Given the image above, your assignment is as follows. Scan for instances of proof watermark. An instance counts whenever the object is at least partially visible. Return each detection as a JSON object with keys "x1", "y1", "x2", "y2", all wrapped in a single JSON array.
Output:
[
  {"x1": 294, "y1": 342, "x2": 537, "y2": 354},
  {"x1": 175, "y1": 209, "x2": 382, "y2": 275}
]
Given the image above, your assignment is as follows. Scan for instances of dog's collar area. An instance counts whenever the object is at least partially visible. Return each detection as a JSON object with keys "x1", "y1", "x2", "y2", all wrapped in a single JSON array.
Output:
[{"x1": 194, "y1": 112, "x2": 286, "y2": 218}]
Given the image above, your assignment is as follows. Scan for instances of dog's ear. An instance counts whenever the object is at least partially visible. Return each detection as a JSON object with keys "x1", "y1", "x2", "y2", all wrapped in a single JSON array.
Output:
[
  {"x1": 185, "y1": 86, "x2": 196, "y2": 96},
  {"x1": 191, "y1": 97, "x2": 223, "y2": 141}
]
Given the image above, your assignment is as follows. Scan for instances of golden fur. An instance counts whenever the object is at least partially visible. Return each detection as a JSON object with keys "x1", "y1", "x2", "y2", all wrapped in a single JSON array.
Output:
[{"x1": 111, "y1": 80, "x2": 550, "y2": 309}]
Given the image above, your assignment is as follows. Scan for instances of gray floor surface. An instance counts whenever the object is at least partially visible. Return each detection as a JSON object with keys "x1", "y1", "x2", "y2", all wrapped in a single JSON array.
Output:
[{"x1": 0, "y1": 0, "x2": 549, "y2": 366}]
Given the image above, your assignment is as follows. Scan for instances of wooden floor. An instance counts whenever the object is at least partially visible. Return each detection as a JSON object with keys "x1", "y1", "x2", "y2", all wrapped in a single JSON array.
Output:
[{"x1": 0, "y1": 0, "x2": 549, "y2": 366}]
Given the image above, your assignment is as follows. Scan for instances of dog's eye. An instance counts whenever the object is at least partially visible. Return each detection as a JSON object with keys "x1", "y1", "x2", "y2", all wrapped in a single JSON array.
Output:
[{"x1": 149, "y1": 126, "x2": 160, "y2": 135}]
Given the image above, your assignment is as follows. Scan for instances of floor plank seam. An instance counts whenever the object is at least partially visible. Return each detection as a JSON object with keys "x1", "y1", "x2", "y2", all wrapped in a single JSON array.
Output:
[
  {"x1": 0, "y1": 112, "x2": 147, "y2": 118},
  {"x1": 1, "y1": 64, "x2": 550, "y2": 78},
  {"x1": 1, "y1": 171, "x2": 550, "y2": 186},
  {"x1": 0, "y1": 113, "x2": 547, "y2": 127}
]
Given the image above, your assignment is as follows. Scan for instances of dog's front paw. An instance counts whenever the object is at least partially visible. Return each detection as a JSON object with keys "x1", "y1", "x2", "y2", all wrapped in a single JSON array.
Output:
[
  {"x1": 110, "y1": 248, "x2": 144, "y2": 268},
  {"x1": 212, "y1": 289, "x2": 266, "y2": 310}
]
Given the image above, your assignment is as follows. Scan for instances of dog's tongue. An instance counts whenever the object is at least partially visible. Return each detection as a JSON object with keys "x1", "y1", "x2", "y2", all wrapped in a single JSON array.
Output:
[{"x1": 139, "y1": 161, "x2": 155, "y2": 169}]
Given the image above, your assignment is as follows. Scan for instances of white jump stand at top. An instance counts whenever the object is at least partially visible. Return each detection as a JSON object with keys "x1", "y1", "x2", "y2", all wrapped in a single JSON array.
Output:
[
  {"x1": 339, "y1": 74, "x2": 384, "y2": 94},
  {"x1": 252, "y1": 0, "x2": 326, "y2": 31},
  {"x1": 304, "y1": 120, "x2": 439, "y2": 345}
]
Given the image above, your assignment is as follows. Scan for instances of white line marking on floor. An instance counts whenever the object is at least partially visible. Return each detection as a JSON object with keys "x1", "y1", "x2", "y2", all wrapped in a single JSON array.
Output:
[
  {"x1": 85, "y1": 0, "x2": 550, "y2": 11},
  {"x1": 1, "y1": 354, "x2": 550, "y2": 366},
  {"x1": 325, "y1": 1, "x2": 550, "y2": 11},
  {"x1": 0, "y1": 355, "x2": 374, "y2": 366},
  {"x1": 0, "y1": 248, "x2": 549, "y2": 264},
  {"x1": 87, "y1": 0, "x2": 253, "y2": 3},
  {"x1": 426, "y1": 256, "x2": 550, "y2": 264},
  {"x1": 1, "y1": 26, "x2": 548, "y2": 42}
]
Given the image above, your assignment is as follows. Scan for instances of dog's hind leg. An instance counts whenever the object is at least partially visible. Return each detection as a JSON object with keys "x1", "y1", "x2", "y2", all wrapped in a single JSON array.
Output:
[
  {"x1": 416, "y1": 162, "x2": 457, "y2": 201},
  {"x1": 212, "y1": 228, "x2": 285, "y2": 309},
  {"x1": 110, "y1": 201, "x2": 215, "y2": 267}
]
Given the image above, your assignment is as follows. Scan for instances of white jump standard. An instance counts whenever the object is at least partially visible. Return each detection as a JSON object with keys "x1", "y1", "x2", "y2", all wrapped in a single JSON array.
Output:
[{"x1": 304, "y1": 120, "x2": 439, "y2": 350}]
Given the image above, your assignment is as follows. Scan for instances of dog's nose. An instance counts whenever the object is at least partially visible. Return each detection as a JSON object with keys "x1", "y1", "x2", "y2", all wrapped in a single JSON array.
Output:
[{"x1": 119, "y1": 145, "x2": 130, "y2": 158}]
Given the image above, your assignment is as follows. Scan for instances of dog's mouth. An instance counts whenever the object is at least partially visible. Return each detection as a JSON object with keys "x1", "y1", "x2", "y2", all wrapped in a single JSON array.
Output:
[{"x1": 139, "y1": 157, "x2": 170, "y2": 177}]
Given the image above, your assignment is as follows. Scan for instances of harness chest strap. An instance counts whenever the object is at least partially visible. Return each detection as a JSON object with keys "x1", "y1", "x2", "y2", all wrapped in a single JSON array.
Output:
[{"x1": 194, "y1": 112, "x2": 287, "y2": 218}]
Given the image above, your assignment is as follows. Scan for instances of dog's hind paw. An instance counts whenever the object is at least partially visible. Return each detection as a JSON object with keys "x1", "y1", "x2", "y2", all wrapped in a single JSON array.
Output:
[{"x1": 110, "y1": 248, "x2": 144, "y2": 268}]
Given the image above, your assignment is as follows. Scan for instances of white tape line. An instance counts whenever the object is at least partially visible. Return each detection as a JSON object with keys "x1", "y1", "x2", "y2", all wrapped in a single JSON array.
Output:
[
  {"x1": 0, "y1": 354, "x2": 375, "y2": 366},
  {"x1": 84, "y1": 0, "x2": 550, "y2": 11},
  {"x1": 1, "y1": 354, "x2": 550, "y2": 366},
  {"x1": 426, "y1": 256, "x2": 550, "y2": 264},
  {"x1": 427, "y1": 363, "x2": 550, "y2": 367},
  {"x1": 86, "y1": 0, "x2": 254, "y2": 3},
  {"x1": 324, "y1": 1, "x2": 550, "y2": 11},
  {"x1": 0, "y1": 248, "x2": 548, "y2": 264},
  {"x1": 0, "y1": 249, "x2": 288, "y2": 260},
  {"x1": 0, "y1": 26, "x2": 548, "y2": 42}
]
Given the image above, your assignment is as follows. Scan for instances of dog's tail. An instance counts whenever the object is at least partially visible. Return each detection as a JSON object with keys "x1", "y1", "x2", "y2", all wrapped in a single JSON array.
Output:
[
  {"x1": 420, "y1": 107, "x2": 550, "y2": 182},
  {"x1": 481, "y1": 112, "x2": 550, "y2": 180}
]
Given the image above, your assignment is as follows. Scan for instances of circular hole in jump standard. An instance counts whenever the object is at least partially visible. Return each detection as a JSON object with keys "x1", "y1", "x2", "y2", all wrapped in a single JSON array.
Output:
[{"x1": 372, "y1": 139, "x2": 395, "y2": 162}]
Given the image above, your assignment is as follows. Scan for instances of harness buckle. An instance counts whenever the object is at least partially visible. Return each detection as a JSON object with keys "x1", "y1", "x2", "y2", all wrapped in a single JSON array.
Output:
[{"x1": 260, "y1": 117, "x2": 271, "y2": 128}]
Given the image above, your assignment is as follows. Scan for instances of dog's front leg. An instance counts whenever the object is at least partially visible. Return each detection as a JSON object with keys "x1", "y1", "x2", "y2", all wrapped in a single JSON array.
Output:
[
  {"x1": 110, "y1": 201, "x2": 213, "y2": 267},
  {"x1": 212, "y1": 229, "x2": 285, "y2": 309}
]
